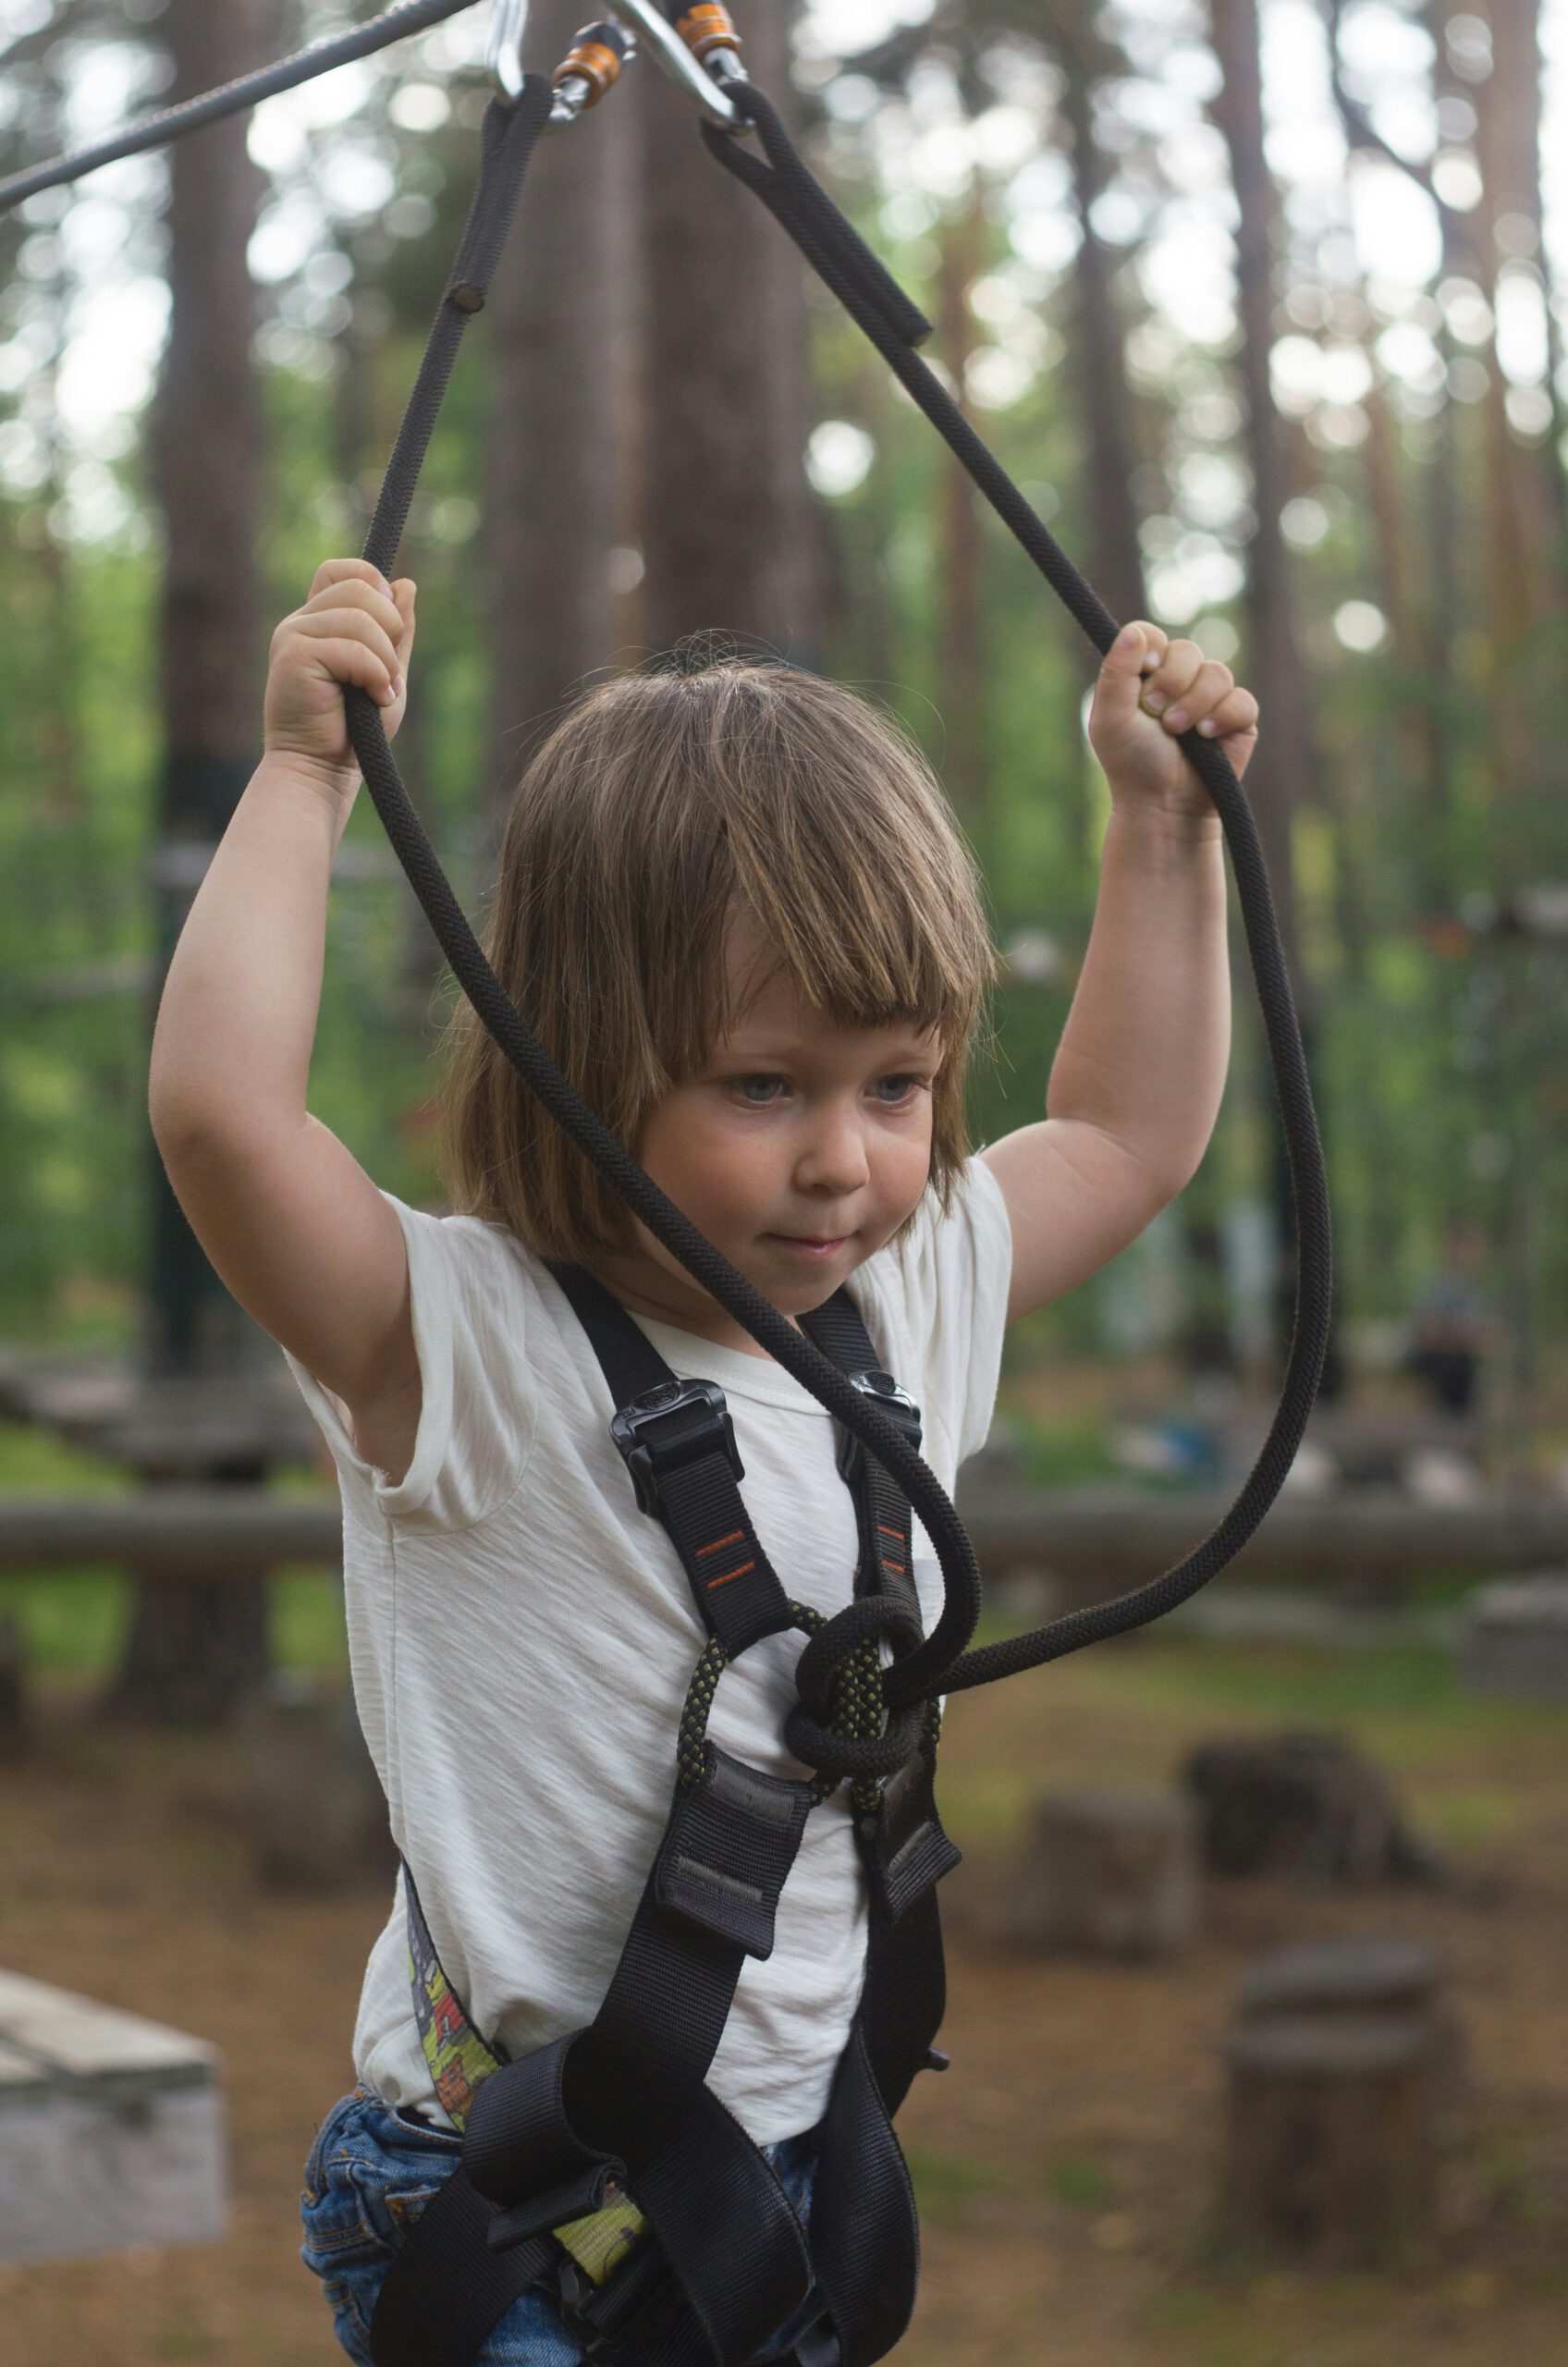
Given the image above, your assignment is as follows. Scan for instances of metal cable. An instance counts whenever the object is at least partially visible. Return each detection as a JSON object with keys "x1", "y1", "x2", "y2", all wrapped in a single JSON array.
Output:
[
  {"x1": 0, "y1": 0, "x2": 479, "y2": 216},
  {"x1": 0, "y1": 32, "x2": 1330, "y2": 1723}
]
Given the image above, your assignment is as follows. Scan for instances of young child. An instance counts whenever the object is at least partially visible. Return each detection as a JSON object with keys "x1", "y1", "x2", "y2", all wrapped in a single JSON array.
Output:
[{"x1": 149, "y1": 558, "x2": 1256, "y2": 2365}]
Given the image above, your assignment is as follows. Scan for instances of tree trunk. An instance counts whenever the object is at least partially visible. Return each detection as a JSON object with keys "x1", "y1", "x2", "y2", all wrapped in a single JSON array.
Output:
[
  {"x1": 934, "y1": 182, "x2": 989, "y2": 819},
  {"x1": 1217, "y1": 2015, "x2": 1438, "y2": 2269},
  {"x1": 1471, "y1": 0, "x2": 1565, "y2": 872},
  {"x1": 108, "y1": 0, "x2": 281, "y2": 1728},
  {"x1": 1056, "y1": 22, "x2": 1243, "y2": 1371},
  {"x1": 639, "y1": 0, "x2": 820, "y2": 662},
  {"x1": 1207, "y1": 0, "x2": 1311, "y2": 998},
  {"x1": 483, "y1": 0, "x2": 633, "y2": 860},
  {"x1": 1208, "y1": 0, "x2": 1333, "y2": 1375},
  {"x1": 1058, "y1": 42, "x2": 1146, "y2": 634}
]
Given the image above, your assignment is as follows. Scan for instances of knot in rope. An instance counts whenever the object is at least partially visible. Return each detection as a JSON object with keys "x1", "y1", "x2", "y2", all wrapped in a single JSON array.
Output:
[{"x1": 784, "y1": 1595, "x2": 927, "y2": 1797}]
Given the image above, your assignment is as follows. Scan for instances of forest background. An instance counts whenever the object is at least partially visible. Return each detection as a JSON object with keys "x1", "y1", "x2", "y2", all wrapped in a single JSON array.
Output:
[
  {"x1": 3, "y1": 15, "x2": 1567, "y2": 2357},
  {"x1": 1, "y1": 0, "x2": 1565, "y2": 1462}
]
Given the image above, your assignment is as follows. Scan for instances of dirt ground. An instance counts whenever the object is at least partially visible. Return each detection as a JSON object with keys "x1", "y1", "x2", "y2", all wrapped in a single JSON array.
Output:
[{"x1": 1, "y1": 1645, "x2": 1564, "y2": 2367}]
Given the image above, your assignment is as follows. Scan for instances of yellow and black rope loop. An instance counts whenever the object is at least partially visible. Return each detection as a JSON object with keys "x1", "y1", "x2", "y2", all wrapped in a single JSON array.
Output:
[
  {"x1": 677, "y1": 1612, "x2": 941, "y2": 1809},
  {"x1": 677, "y1": 1634, "x2": 730, "y2": 1791},
  {"x1": 785, "y1": 1604, "x2": 884, "y2": 1809}
]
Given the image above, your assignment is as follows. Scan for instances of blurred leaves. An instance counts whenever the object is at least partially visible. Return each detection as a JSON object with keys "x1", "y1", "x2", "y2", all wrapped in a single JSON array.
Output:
[{"x1": 0, "y1": 0, "x2": 1565, "y2": 1404}]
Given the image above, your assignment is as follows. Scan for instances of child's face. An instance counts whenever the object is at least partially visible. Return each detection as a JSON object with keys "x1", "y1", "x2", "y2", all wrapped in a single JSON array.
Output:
[{"x1": 607, "y1": 921, "x2": 941, "y2": 1347}]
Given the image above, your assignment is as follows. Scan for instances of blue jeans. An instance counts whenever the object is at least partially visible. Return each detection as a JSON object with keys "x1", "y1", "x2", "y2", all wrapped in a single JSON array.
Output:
[{"x1": 300, "y1": 2087, "x2": 825, "y2": 2366}]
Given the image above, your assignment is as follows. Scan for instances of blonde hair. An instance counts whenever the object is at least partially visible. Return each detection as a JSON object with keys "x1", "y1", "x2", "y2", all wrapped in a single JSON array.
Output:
[{"x1": 434, "y1": 650, "x2": 998, "y2": 1264}]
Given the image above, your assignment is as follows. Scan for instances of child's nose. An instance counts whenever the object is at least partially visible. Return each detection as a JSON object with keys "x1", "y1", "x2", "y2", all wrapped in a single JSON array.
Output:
[{"x1": 795, "y1": 1109, "x2": 870, "y2": 1193}]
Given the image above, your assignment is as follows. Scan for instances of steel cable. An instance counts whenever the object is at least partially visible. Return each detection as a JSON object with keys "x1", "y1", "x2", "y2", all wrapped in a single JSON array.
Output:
[{"x1": 0, "y1": 0, "x2": 479, "y2": 216}]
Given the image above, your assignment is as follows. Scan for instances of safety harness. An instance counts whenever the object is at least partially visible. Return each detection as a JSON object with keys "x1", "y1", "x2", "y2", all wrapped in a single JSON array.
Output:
[
  {"x1": 5, "y1": 9, "x2": 1334, "y2": 2364},
  {"x1": 372, "y1": 1269, "x2": 952, "y2": 2367}
]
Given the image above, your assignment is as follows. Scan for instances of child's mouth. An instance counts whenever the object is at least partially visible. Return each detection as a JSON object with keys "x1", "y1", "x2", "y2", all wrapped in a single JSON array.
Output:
[{"x1": 765, "y1": 1233, "x2": 849, "y2": 1259}]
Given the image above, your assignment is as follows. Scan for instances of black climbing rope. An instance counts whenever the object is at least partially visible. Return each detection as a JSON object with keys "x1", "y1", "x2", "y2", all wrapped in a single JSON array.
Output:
[{"x1": 0, "y1": 5, "x2": 1329, "y2": 1753}]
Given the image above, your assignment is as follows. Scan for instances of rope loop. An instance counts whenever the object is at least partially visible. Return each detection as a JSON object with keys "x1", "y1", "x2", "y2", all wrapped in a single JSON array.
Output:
[
  {"x1": 791, "y1": 1592, "x2": 924, "y2": 1722},
  {"x1": 783, "y1": 1693, "x2": 926, "y2": 1791}
]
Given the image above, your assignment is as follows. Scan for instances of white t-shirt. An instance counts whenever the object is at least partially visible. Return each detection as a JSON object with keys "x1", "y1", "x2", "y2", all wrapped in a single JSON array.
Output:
[{"x1": 282, "y1": 1156, "x2": 1012, "y2": 2146}]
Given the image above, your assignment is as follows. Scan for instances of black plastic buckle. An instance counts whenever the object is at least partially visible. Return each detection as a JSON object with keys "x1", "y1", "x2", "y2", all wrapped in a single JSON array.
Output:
[
  {"x1": 556, "y1": 2239, "x2": 682, "y2": 2364},
  {"x1": 836, "y1": 1367, "x2": 922, "y2": 1480},
  {"x1": 610, "y1": 1378, "x2": 744, "y2": 1516}
]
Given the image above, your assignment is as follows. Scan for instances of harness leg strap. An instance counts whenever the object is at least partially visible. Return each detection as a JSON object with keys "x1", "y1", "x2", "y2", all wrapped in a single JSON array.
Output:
[
  {"x1": 367, "y1": 2169, "x2": 556, "y2": 2367},
  {"x1": 805, "y1": 2018, "x2": 919, "y2": 2367}
]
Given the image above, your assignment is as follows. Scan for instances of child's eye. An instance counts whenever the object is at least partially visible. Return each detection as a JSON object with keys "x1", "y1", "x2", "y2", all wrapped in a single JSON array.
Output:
[
  {"x1": 872, "y1": 1074, "x2": 925, "y2": 1106},
  {"x1": 733, "y1": 1074, "x2": 788, "y2": 1105}
]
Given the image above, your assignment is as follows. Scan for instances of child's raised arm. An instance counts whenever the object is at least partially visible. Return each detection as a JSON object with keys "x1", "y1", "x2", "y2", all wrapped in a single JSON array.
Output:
[
  {"x1": 148, "y1": 561, "x2": 423, "y2": 1450},
  {"x1": 983, "y1": 622, "x2": 1254, "y2": 1326}
]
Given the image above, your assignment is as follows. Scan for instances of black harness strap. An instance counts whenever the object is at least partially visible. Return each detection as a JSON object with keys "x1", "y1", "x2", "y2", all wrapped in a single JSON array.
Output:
[
  {"x1": 369, "y1": 2183, "x2": 556, "y2": 2367},
  {"x1": 372, "y1": 1273, "x2": 959, "y2": 2367},
  {"x1": 6, "y1": 34, "x2": 1337, "y2": 2367},
  {"x1": 4, "y1": 18, "x2": 1335, "y2": 1764},
  {"x1": 548, "y1": 1260, "x2": 801, "y2": 1657}
]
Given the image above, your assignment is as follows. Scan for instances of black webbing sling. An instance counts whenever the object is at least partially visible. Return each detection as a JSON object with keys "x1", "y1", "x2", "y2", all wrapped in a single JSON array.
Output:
[
  {"x1": 334, "y1": 60, "x2": 1332, "y2": 1712},
  {"x1": 370, "y1": 1270, "x2": 958, "y2": 2367},
  {"x1": 4, "y1": 21, "x2": 1333, "y2": 2365},
  {"x1": 1, "y1": 11, "x2": 1333, "y2": 1745}
]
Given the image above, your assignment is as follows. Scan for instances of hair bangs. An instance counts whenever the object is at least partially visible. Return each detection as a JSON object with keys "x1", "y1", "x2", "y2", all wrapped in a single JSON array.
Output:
[{"x1": 435, "y1": 656, "x2": 998, "y2": 1264}]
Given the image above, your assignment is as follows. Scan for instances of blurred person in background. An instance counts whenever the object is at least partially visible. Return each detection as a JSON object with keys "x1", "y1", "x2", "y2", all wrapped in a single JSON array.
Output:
[{"x1": 1403, "y1": 1222, "x2": 1496, "y2": 1416}]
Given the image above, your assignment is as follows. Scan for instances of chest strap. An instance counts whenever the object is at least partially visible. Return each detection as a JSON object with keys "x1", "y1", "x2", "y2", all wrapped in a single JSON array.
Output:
[
  {"x1": 548, "y1": 1259, "x2": 801, "y2": 1658},
  {"x1": 375, "y1": 1272, "x2": 958, "y2": 2367}
]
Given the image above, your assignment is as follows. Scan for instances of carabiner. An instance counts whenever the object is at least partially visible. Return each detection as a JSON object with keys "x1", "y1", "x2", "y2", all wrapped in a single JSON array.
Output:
[
  {"x1": 487, "y1": 0, "x2": 529, "y2": 101},
  {"x1": 603, "y1": 0, "x2": 744, "y2": 129}
]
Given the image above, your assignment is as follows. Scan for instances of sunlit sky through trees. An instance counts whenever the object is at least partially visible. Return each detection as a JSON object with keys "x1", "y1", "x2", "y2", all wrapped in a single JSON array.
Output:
[{"x1": 2, "y1": 0, "x2": 1565, "y2": 646}]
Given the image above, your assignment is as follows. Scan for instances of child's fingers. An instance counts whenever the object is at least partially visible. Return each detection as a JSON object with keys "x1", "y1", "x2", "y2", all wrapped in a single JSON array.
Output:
[
  {"x1": 392, "y1": 579, "x2": 417, "y2": 662},
  {"x1": 1158, "y1": 661, "x2": 1239, "y2": 735},
  {"x1": 305, "y1": 575, "x2": 404, "y2": 648},
  {"x1": 305, "y1": 634, "x2": 403, "y2": 705},
  {"x1": 1137, "y1": 635, "x2": 1207, "y2": 716},
  {"x1": 1194, "y1": 685, "x2": 1259, "y2": 742},
  {"x1": 311, "y1": 556, "x2": 392, "y2": 602},
  {"x1": 1096, "y1": 620, "x2": 1169, "y2": 721},
  {"x1": 299, "y1": 605, "x2": 403, "y2": 679},
  {"x1": 1101, "y1": 619, "x2": 1166, "y2": 675}
]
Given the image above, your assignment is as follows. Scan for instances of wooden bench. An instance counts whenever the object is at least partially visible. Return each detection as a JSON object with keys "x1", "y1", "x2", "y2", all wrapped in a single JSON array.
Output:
[{"x1": 0, "y1": 1968, "x2": 228, "y2": 2263}]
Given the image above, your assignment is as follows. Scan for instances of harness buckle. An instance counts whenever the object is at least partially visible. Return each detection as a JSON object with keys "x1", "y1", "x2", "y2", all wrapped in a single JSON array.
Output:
[
  {"x1": 556, "y1": 2238, "x2": 683, "y2": 2363},
  {"x1": 836, "y1": 1367, "x2": 922, "y2": 1481},
  {"x1": 611, "y1": 1378, "x2": 744, "y2": 1516}
]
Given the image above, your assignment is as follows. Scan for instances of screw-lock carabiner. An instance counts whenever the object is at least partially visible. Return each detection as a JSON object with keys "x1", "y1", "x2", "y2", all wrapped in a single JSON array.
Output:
[
  {"x1": 602, "y1": 0, "x2": 746, "y2": 128},
  {"x1": 490, "y1": 1, "x2": 637, "y2": 126},
  {"x1": 486, "y1": 0, "x2": 530, "y2": 101}
]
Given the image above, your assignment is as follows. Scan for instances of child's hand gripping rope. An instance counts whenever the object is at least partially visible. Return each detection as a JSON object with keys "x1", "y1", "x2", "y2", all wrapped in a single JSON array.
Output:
[
  {"x1": 1088, "y1": 621, "x2": 1259, "y2": 821},
  {"x1": 263, "y1": 557, "x2": 417, "y2": 798}
]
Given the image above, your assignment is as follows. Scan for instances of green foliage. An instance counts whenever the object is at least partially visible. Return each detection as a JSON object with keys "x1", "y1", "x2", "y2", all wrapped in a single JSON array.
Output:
[
  {"x1": 1045, "y1": 2153, "x2": 1117, "y2": 2211},
  {"x1": 3, "y1": 6, "x2": 1566, "y2": 1409},
  {"x1": 904, "y1": 2141, "x2": 1117, "y2": 2230},
  {"x1": 903, "y1": 2145, "x2": 1017, "y2": 2227},
  {"x1": 1008, "y1": 1409, "x2": 1123, "y2": 1490},
  {"x1": 0, "y1": 1432, "x2": 348, "y2": 1674},
  {"x1": 0, "y1": 1567, "x2": 349, "y2": 1678}
]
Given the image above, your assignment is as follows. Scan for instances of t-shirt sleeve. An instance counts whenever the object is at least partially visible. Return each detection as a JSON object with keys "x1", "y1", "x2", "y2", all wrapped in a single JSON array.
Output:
[
  {"x1": 280, "y1": 1189, "x2": 535, "y2": 1534},
  {"x1": 852, "y1": 1154, "x2": 1014, "y2": 1478}
]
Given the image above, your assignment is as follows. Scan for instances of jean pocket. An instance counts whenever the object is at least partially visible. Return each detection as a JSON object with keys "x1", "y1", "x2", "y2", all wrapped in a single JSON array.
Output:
[
  {"x1": 301, "y1": 2133, "x2": 454, "y2": 2364},
  {"x1": 301, "y1": 2090, "x2": 368, "y2": 2209}
]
